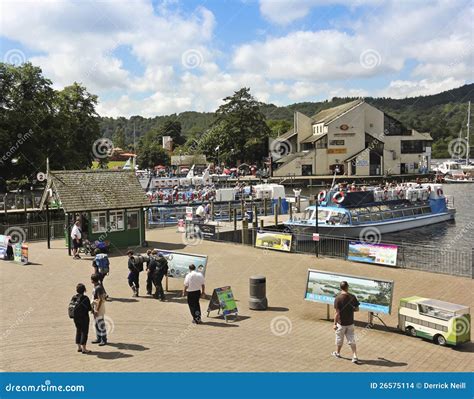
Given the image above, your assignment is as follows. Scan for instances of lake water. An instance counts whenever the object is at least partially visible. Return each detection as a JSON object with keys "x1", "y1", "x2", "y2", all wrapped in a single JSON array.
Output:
[{"x1": 288, "y1": 184, "x2": 474, "y2": 252}]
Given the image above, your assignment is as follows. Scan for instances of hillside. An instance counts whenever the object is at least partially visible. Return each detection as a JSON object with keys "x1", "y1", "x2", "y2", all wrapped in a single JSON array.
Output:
[{"x1": 98, "y1": 83, "x2": 474, "y2": 157}]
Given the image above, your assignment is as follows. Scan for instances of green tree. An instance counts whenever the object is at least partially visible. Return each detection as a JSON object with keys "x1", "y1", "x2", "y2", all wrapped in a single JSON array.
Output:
[
  {"x1": 207, "y1": 88, "x2": 271, "y2": 165},
  {"x1": 112, "y1": 127, "x2": 126, "y2": 149},
  {"x1": 267, "y1": 119, "x2": 292, "y2": 138},
  {"x1": 137, "y1": 142, "x2": 170, "y2": 169}
]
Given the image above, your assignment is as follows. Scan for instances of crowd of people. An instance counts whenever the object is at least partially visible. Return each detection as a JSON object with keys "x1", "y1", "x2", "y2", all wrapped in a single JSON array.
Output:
[{"x1": 69, "y1": 248, "x2": 206, "y2": 353}]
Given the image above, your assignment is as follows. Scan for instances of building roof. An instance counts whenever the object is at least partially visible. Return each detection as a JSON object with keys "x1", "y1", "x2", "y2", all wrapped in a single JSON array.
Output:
[
  {"x1": 40, "y1": 169, "x2": 148, "y2": 212},
  {"x1": 274, "y1": 152, "x2": 307, "y2": 164},
  {"x1": 312, "y1": 99, "x2": 364, "y2": 125},
  {"x1": 278, "y1": 128, "x2": 297, "y2": 141},
  {"x1": 300, "y1": 133, "x2": 327, "y2": 144}
]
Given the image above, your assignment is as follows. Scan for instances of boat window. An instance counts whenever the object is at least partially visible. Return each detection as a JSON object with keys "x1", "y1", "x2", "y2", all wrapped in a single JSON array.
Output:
[
  {"x1": 450, "y1": 164, "x2": 461, "y2": 170},
  {"x1": 358, "y1": 214, "x2": 372, "y2": 222},
  {"x1": 392, "y1": 210, "x2": 404, "y2": 218},
  {"x1": 413, "y1": 207, "x2": 422, "y2": 215},
  {"x1": 402, "y1": 209, "x2": 414, "y2": 217},
  {"x1": 382, "y1": 211, "x2": 393, "y2": 220},
  {"x1": 421, "y1": 207, "x2": 431, "y2": 214},
  {"x1": 317, "y1": 209, "x2": 331, "y2": 220},
  {"x1": 371, "y1": 212, "x2": 383, "y2": 221}
]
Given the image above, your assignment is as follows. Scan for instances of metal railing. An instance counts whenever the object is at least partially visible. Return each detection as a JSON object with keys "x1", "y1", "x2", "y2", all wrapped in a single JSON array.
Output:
[
  {"x1": 0, "y1": 221, "x2": 65, "y2": 242},
  {"x1": 204, "y1": 226, "x2": 473, "y2": 278}
]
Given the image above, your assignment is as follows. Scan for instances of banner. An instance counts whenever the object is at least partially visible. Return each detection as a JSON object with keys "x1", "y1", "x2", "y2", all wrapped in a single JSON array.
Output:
[
  {"x1": 155, "y1": 249, "x2": 207, "y2": 278},
  {"x1": 194, "y1": 223, "x2": 216, "y2": 238},
  {"x1": 255, "y1": 231, "x2": 292, "y2": 252},
  {"x1": 0, "y1": 234, "x2": 9, "y2": 260},
  {"x1": 348, "y1": 241, "x2": 398, "y2": 266},
  {"x1": 305, "y1": 269, "x2": 394, "y2": 314}
]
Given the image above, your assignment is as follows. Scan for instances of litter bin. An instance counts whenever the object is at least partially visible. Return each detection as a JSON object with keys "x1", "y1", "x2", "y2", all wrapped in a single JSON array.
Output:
[
  {"x1": 245, "y1": 210, "x2": 253, "y2": 221},
  {"x1": 249, "y1": 275, "x2": 267, "y2": 310}
]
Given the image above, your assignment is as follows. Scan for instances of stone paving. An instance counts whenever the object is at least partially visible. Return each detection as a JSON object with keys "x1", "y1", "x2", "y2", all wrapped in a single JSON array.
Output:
[{"x1": 0, "y1": 227, "x2": 472, "y2": 372}]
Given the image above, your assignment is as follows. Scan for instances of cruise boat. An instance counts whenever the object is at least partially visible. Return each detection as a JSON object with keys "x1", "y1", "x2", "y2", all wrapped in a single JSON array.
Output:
[
  {"x1": 284, "y1": 183, "x2": 455, "y2": 239},
  {"x1": 433, "y1": 161, "x2": 464, "y2": 177}
]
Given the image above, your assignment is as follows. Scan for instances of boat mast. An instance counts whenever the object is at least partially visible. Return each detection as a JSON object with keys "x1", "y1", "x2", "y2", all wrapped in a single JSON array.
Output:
[{"x1": 467, "y1": 101, "x2": 471, "y2": 166}]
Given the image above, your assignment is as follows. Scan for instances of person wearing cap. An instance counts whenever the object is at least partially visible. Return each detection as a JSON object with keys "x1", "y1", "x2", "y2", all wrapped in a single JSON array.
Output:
[
  {"x1": 183, "y1": 264, "x2": 205, "y2": 324},
  {"x1": 155, "y1": 252, "x2": 169, "y2": 301}
]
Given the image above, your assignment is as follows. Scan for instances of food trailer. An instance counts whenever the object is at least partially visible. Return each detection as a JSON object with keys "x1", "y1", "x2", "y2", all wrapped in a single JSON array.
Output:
[{"x1": 398, "y1": 296, "x2": 471, "y2": 346}]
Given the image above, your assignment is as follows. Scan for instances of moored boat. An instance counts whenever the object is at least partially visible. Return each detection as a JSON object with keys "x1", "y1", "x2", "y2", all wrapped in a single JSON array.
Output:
[{"x1": 284, "y1": 183, "x2": 456, "y2": 239}]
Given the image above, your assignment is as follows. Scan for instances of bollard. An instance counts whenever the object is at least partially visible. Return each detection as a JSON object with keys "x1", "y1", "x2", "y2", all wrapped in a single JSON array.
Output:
[
  {"x1": 233, "y1": 209, "x2": 237, "y2": 231},
  {"x1": 249, "y1": 275, "x2": 268, "y2": 310},
  {"x1": 260, "y1": 219, "x2": 264, "y2": 229}
]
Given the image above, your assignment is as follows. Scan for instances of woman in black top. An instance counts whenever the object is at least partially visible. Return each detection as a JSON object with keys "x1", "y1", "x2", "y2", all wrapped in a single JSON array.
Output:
[{"x1": 73, "y1": 283, "x2": 92, "y2": 353}]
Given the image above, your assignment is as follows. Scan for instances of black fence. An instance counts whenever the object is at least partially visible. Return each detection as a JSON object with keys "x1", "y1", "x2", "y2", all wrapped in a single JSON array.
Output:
[
  {"x1": 0, "y1": 221, "x2": 65, "y2": 242},
  {"x1": 202, "y1": 226, "x2": 473, "y2": 279}
]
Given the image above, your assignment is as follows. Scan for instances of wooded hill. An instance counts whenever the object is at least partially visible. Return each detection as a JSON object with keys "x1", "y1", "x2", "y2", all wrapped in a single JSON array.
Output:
[{"x1": 99, "y1": 83, "x2": 473, "y2": 158}]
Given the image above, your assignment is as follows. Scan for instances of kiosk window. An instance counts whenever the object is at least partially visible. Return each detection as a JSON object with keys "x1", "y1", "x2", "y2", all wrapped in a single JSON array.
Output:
[
  {"x1": 127, "y1": 211, "x2": 139, "y2": 229},
  {"x1": 109, "y1": 211, "x2": 124, "y2": 231},
  {"x1": 92, "y1": 211, "x2": 107, "y2": 233}
]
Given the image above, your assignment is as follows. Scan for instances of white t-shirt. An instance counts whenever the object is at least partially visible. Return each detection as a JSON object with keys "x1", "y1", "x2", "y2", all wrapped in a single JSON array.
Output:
[
  {"x1": 71, "y1": 224, "x2": 82, "y2": 240},
  {"x1": 195, "y1": 205, "x2": 205, "y2": 217},
  {"x1": 184, "y1": 271, "x2": 205, "y2": 292}
]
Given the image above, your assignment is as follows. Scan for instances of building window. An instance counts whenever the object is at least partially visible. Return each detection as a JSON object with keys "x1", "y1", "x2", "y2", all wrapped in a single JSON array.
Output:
[
  {"x1": 316, "y1": 136, "x2": 327, "y2": 149},
  {"x1": 401, "y1": 140, "x2": 425, "y2": 154},
  {"x1": 384, "y1": 115, "x2": 410, "y2": 136},
  {"x1": 91, "y1": 211, "x2": 107, "y2": 233},
  {"x1": 330, "y1": 140, "x2": 345, "y2": 146},
  {"x1": 127, "y1": 211, "x2": 139, "y2": 230},
  {"x1": 109, "y1": 210, "x2": 124, "y2": 231}
]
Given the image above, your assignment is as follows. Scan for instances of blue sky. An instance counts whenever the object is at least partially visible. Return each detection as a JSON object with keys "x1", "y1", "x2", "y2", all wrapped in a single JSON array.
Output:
[{"x1": 1, "y1": 0, "x2": 472, "y2": 117}]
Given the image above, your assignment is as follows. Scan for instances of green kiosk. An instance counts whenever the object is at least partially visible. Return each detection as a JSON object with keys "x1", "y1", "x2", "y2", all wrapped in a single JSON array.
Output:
[{"x1": 40, "y1": 169, "x2": 149, "y2": 252}]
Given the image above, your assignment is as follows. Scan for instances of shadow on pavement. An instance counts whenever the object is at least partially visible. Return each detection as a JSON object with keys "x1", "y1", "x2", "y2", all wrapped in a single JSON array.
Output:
[
  {"x1": 109, "y1": 297, "x2": 139, "y2": 303},
  {"x1": 200, "y1": 321, "x2": 239, "y2": 328},
  {"x1": 106, "y1": 343, "x2": 150, "y2": 351},
  {"x1": 358, "y1": 357, "x2": 408, "y2": 367},
  {"x1": 266, "y1": 306, "x2": 289, "y2": 312},
  {"x1": 147, "y1": 242, "x2": 187, "y2": 251},
  {"x1": 93, "y1": 351, "x2": 134, "y2": 360},
  {"x1": 452, "y1": 342, "x2": 474, "y2": 353}
]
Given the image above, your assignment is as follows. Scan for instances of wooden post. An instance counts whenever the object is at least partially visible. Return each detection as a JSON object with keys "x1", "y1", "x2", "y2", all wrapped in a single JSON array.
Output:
[
  {"x1": 233, "y1": 209, "x2": 237, "y2": 231},
  {"x1": 278, "y1": 197, "x2": 282, "y2": 215},
  {"x1": 66, "y1": 214, "x2": 71, "y2": 256},
  {"x1": 274, "y1": 204, "x2": 278, "y2": 226},
  {"x1": 260, "y1": 219, "x2": 264, "y2": 229},
  {"x1": 263, "y1": 198, "x2": 267, "y2": 216},
  {"x1": 166, "y1": 275, "x2": 169, "y2": 292},
  {"x1": 228, "y1": 202, "x2": 232, "y2": 222},
  {"x1": 289, "y1": 202, "x2": 293, "y2": 220},
  {"x1": 242, "y1": 219, "x2": 248, "y2": 245},
  {"x1": 211, "y1": 201, "x2": 215, "y2": 221},
  {"x1": 253, "y1": 204, "x2": 258, "y2": 227},
  {"x1": 46, "y1": 203, "x2": 50, "y2": 249},
  {"x1": 240, "y1": 199, "x2": 244, "y2": 220}
]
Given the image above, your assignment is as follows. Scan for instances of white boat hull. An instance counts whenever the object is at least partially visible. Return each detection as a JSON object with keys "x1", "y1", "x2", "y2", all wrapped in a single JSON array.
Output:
[{"x1": 286, "y1": 211, "x2": 456, "y2": 239}]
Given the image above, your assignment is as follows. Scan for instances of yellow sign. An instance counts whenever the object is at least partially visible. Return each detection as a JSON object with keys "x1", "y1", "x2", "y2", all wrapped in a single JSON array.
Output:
[
  {"x1": 255, "y1": 231, "x2": 292, "y2": 252},
  {"x1": 327, "y1": 148, "x2": 347, "y2": 154}
]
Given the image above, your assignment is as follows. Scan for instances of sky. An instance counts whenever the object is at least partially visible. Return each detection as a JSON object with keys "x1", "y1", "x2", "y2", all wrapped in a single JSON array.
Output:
[{"x1": 0, "y1": 0, "x2": 472, "y2": 117}]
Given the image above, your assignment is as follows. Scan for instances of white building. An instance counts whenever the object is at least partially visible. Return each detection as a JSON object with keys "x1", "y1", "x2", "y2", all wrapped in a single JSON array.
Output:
[{"x1": 273, "y1": 99, "x2": 432, "y2": 177}]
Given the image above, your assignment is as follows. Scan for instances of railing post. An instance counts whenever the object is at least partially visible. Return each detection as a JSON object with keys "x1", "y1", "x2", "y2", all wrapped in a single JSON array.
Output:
[
  {"x1": 264, "y1": 198, "x2": 267, "y2": 216},
  {"x1": 233, "y1": 209, "x2": 237, "y2": 231},
  {"x1": 228, "y1": 202, "x2": 232, "y2": 222}
]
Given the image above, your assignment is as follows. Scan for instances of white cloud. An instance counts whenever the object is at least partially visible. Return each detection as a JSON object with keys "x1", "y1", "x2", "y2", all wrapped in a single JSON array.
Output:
[{"x1": 380, "y1": 77, "x2": 466, "y2": 99}]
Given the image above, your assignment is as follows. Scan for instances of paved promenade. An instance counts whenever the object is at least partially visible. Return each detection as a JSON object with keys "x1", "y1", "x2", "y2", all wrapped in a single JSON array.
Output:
[{"x1": 0, "y1": 227, "x2": 472, "y2": 372}]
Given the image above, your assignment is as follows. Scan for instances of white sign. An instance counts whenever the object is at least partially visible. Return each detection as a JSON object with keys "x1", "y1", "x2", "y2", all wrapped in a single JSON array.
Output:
[
  {"x1": 185, "y1": 207, "x2": 193, "y2": 221},
  {"x1": 312, "y1": 233, "x2": 320, "y2": 241}
]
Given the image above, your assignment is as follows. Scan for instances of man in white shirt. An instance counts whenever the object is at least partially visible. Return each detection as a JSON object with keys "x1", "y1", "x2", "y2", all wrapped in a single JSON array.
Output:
[
  {"x1": 183, "y1": 264, "x2": 205, "y2": 324},
  {"x1": 71, "y1": 220, "x2": 82, "y2": 259},
  {"x1": 195, "y1": 204, "x2": 205, "y2": 221}
]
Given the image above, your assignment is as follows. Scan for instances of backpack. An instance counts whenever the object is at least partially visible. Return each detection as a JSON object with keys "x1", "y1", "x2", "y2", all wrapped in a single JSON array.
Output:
[
  {"x1": 68, "y1": 294, "x2": 82, "y2": 319},
  {"x1": 95, "y1": 253, "x2": 110, "y2": 274}
]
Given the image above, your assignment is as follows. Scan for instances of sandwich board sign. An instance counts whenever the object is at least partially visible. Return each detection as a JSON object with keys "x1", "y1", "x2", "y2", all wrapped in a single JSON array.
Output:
[{"x1": 207, "y1": 286, "x2": 238, "y2": 322}]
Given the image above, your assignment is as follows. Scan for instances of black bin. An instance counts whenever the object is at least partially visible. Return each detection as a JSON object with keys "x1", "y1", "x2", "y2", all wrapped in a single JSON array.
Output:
[{"x1": 249, "y1": 275, "x2": 268, "y2": 310}]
